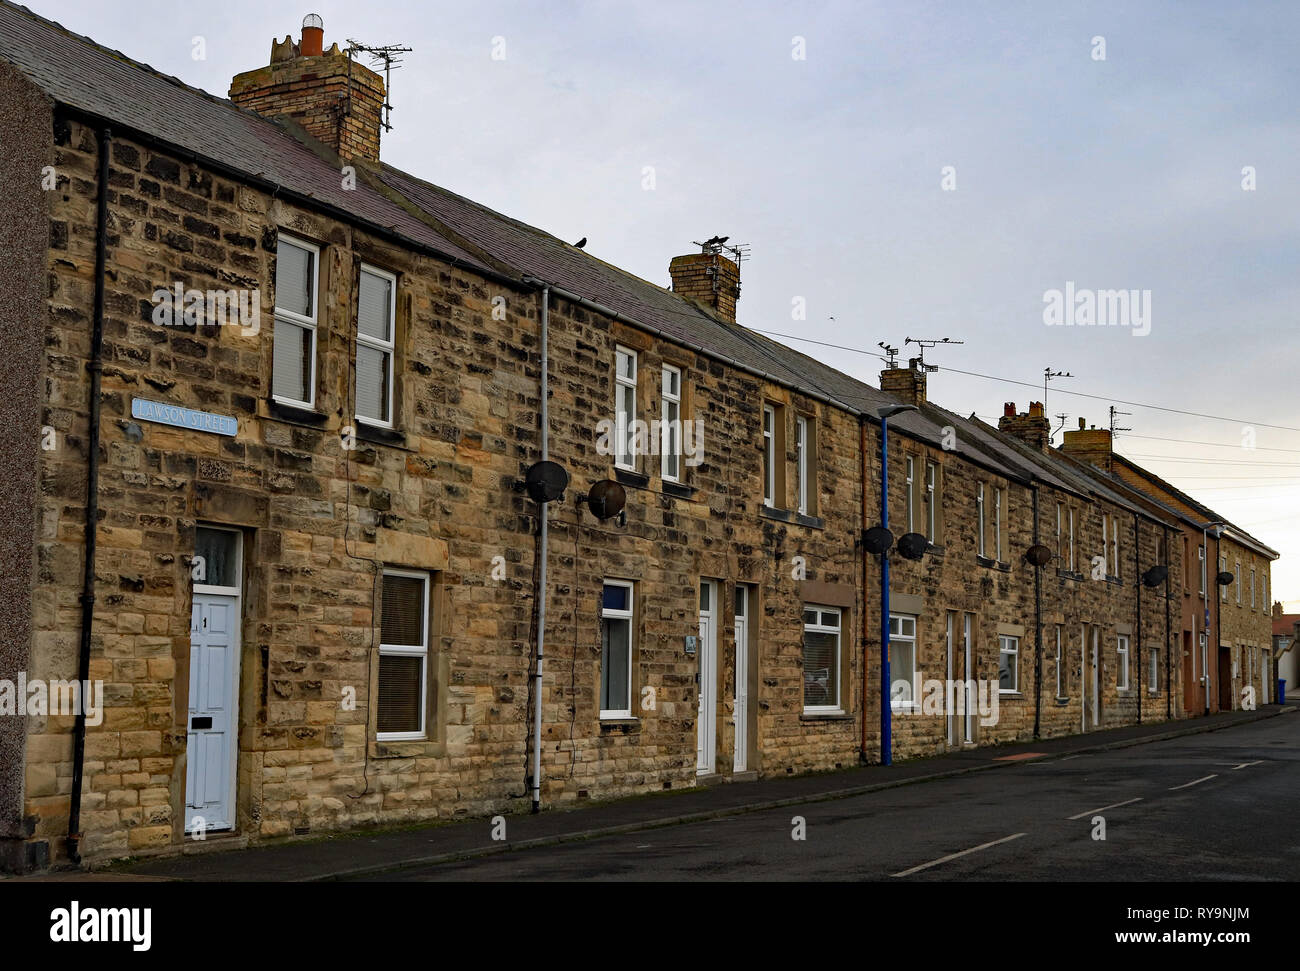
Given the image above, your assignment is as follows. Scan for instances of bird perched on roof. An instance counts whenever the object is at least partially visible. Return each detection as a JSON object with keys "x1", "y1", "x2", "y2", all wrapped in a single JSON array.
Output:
[{"x1": 574, "y1": 237, "x2": 587, "y2": 249}]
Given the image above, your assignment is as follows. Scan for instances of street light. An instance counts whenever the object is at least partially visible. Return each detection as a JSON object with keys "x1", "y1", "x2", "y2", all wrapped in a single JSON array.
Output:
[{"x1": 876, "y1": 403, "x2": 919, "y2": 766}]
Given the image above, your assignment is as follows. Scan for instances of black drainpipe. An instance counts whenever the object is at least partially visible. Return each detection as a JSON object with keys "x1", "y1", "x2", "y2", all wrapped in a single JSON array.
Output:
[
  {"x1": 1134, "y1": 514, "x2": 1141, "y2": 724},
  {"x1": 67, "y1": 125, "x2": 111, "y2": 864},
  {"x1": 1170, "y1": 525, "x2": 1180, "y2": 722},
  {"x1": 1032, "y1": 486, "x2": 1042, "y2": 740}
]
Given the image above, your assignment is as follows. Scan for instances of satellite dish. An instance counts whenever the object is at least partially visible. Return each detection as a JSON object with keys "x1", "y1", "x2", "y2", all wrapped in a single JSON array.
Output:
[
  {"x1": 1023, "y1": 544, "x2": 1052, "y2": 567},
  {"x1": 863, "y1": 526, "x2": 894, "y2": 555},
  {"x1": 1216, "y1": 570, "x2": 1234, "y2": 587},
  {"x1": 585, "y1": 479, "x2": 626, "y2": 520},
  {"x1": 1142, "y1": 564, "x2": 1169, "y2": 588},
  {"x1": 524, "y1": 461, "x2": 568, "y2": 503},
  {"x1": 897, "y1": 532, "x2": 928, "y2": 561}
]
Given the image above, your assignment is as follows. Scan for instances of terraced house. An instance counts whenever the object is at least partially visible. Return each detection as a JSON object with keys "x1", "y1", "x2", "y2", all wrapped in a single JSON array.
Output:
[{"x1": 0, "y1": 5, "x2": 1274, "y2": 873}]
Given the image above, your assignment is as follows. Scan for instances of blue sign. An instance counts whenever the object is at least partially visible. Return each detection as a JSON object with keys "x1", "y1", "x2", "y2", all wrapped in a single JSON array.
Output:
[{"x1": 131, "y1": 399, "x2": 238, "y2": 437}]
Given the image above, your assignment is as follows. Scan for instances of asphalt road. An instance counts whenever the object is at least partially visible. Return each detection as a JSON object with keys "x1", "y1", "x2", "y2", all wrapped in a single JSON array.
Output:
[{"x1": 350, "y1": 711, "x2": 1299, "y2": 881}]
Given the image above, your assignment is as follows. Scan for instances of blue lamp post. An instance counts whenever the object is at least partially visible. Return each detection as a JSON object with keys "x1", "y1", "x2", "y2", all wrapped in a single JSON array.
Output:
[{"x1": 876, "y1": 403, "x2": 918, "y2": 765}]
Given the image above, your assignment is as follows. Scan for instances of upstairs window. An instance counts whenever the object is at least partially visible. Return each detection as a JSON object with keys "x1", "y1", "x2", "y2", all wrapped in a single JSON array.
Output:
[
  {"x1": 1220, "y1": 556, "x2": 1228, "y2": 602},
  {"x1": 614, "y1": 347, "x2": 637, "y2": 471},
  {"x1": 356, "y1": 265, "x2": 396, "y2": 427},
  {"x1": 1199, "y1": 545, "x2": 1206, "y2": 597},
  {"x1": 661, "y1": 365, "x2": 682, "y2": 482},
  {"x1": 905, "y1": 457, "x2": 916, "y2": 533},
  {"x1": 977, "y1": 483, "x2": 986, "y2": 557},
  {"x1": 795, "y1": 415, "x2": 815, "y2": 516},
  {"x1": 994, "y1": 487, "x2": 1004, "y2": 561},
  {"x1": 271, "y1": 235, "x2": 320, "y2": 407},
  {"x1": 762, "y1": 405, "x2": 776, "y2": 507},
  {"x1": 1236, "y1": 560, "x2": 1242, "y2": 604},
  {"x1": 924, "y1": 461, "x2": 939, "y2": 543}
]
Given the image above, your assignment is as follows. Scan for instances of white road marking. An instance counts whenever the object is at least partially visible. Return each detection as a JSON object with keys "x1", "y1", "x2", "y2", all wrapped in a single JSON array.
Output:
[
  {"x1": 1233, "y1": 761, "x2": 1263, "y2": 770},
  {"x1": 891, "y1": 833, "x2": 1027, "y2": 878},
  {"x1": 1066, "y1": 797, "x2": 1143, "y2": 821},
  {"x1": 1168, "y1": 774, "x2": 1218, "y2": 791}
]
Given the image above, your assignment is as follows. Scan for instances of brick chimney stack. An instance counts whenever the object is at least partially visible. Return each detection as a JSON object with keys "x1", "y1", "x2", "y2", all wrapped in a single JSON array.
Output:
[
  {"x1": 230, "y1": 15, "x2": 386, "y2": 163},
  {"x1": 999, "y1": 401, "x2": 1051, "y2": 451},
  {"x1": 1060, "y1": 416, "x2": 1114, "y2": 473},
  {"x1": 879, "y1": 359, "x2": 927, "y2": 407},
  {"x1": 669, "y1": 246, "x2": 741, "y2": 323}
]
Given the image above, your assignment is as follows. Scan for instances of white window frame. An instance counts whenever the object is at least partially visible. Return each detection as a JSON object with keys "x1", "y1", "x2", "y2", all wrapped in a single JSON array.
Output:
[
  {"x1": 1148, "y1": 647, "x2": 1159, "y2": 695},
  {"x1": 355, "y1": 263, "x2": 397, "y2": 428},
  {"x1": 998, "y1": 634, "x2": 1019, "y2": 694},
  {"x1": 905, "y1": 457, "x2": 915, "y2": 533},
  {"x1": 1117, "y1": 634, "x2": 1130, "y2": 691},
  {"x1": 994, "y1": 487, "x2": 1003, "y2": 561},
  {"x1": 1055, "y1": 502, "x2": 1063, "y2": 563},
  {"x1": 889, "y1": 613, "x2": 918, "y2": 711},
  {"x1": 376, "y1": 568, "x2": 430, "y2": 742},
  {"x1": 1055, "y1": 625, "x2": 1065, "y2": 698},
  {"x1": 925, "y1": 461, "x2": 937, "y2": 542},
  {"x1": 193, "y1": 525, "x2": 243, "y2": 597},
  {"x1": 762, "y1": 404, "x2": 775, "y2": 507},
  {"x1": 976, "y1": 483, "x2": 986, "y2": 557},
  {"x1": 599, "y1": 579, "x2": 635, "y2": 719},
  {"x1": 1236, "y1": 560, "x2": 1242, "y2": 604},
  {"x1": 802, "y1": 605, "x2": 842, "y2": 714},
  {"x1": 660, "y1": 364, "x2": 682, "y2": 482},
  {"x1": 1068, "y1": 508, "x2": 1076, "y2": 572},
  {"x1": 1199, "y1": 544, "x2": 1206, "y2": 598},
  {"x1": 1110, "y1": 515, "x2": 1119, "y2": 577},
  {"x1": 615, "y1": 347, "x2": 637, "y2": 471},
  {"x1": 271, "y1": 234, "x2": 320, "y2": 409},
  {"x1": 1251, "y1": 567, "x2": 1256, "y2": 609},
  {"x1": 795, "y1": 415, "x2": 809, "y2": 515},
  {"x1": 1220, "y1": 555, "x2": 1228, "y2": 602}
]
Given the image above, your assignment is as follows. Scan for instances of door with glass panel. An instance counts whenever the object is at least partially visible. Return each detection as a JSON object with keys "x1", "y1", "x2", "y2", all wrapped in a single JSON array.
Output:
[
  {"x1": 697, "y1": 580, "x2": 718, "y2": 775},
  {"x1": 733, "y1": 586, "x2": 750, "y2": 772}
]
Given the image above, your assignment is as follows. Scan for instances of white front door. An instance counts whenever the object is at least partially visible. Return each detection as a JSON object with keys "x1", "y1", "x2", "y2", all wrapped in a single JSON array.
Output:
[
  {"x1": 185, "y1": 527, "x2": 242, "y2": 834},
  {"x1": 733, "y1": 585, "x2": 749, "y2": 773},
  {"x1": 697, "y1": 580, "x2": 717, "y2": 775},
  {"x1": 962, "y1": 614, "x2": 974, "y2": 743}
]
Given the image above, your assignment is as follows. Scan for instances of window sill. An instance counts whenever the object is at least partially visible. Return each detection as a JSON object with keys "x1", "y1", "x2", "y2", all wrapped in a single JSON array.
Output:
[
  {"x1": 371, "y1": 738, "x2": 445, "y2": 759},
  {"x1": 926, "y1": 543, "x2": 944, "y2": 558},
  {"x1": 614, "y1": 468, "x2": 650, "y2": 491},
  {"x1": 356, "y1": 422, "x2": 407, "y2": 448},
  {"x1": 999, "y1": 691, "x2": 1024, "y2": 699},
  {"x1": 1056, "y1": 569, "x2": 1086, "y2": 581},
  {"x1": 759, "y1": 505, "x2": 794, "y2": 523},
  {"x1": 599, "y1": 718, "x2": 641, "y2": 734},
  {"x1": 800, "y1": 710, "x2": 851, "y2": 722},
  {"x1": 661, "y1": 480, "x2": 696, "y2": 500},
  {"x1": 265, "y1": 398, "x2": 327, "y2": 426},
  {"x1": 794, "y1": 512, "x2": 825, "y2": 529},
  {"x1": 1054, "y1": 696, "x2": 1070, "y2": 706}
]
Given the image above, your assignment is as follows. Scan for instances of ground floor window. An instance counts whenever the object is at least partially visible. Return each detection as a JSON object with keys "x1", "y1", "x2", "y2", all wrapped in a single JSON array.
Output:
[
  {"x1": 377, "y1": 569, "x2": 430, "y2": 739},
  {"x1": 889, "y1": 614, "x2": 918, "y2": 710},
  {"x1": 1148, "y1": 647, "x2": 1159, "y2": 694},
  {"x1": 600, "y1": 581, "x2": 635, "y2": 718},
  {"x1": 1055, "y1": 625, "x2": 1066, "y2": 698},
  {"x1": 1117, "y1": 634, "x2": 1130, "y2": 690},
  {"x1": 998, "y1": 635, "x2": 1019, "y2": 693},
  {"x1": 803, "y1": 606, "x2": 842, "y2": 712}
]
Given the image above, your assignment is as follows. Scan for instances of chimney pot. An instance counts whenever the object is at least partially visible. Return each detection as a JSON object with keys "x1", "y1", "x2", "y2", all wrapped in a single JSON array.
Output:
[
  {"x1": 1003, "y1": 402, "x2": 1016, "y2": 417},
  {"x1": 1078, "y1": 417, "x2": 1086, "y2": 429},
  {"x1": 1028, "y1": 401, "x2": 1044, "y2": 418},
  {"x1": 301, "y1": 14, "x2": 324, "y2": 56}
]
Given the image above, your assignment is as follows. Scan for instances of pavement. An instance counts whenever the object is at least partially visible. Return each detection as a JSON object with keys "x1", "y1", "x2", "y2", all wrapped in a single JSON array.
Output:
[{"x1": 79, "y1": 702, "x2": 1294, "y2": 882}]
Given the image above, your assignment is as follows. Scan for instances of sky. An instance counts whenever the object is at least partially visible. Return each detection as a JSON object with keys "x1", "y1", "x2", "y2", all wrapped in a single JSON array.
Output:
[{"x1": 32, "y1": 0, "x2": 1300, "y2": 609}]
